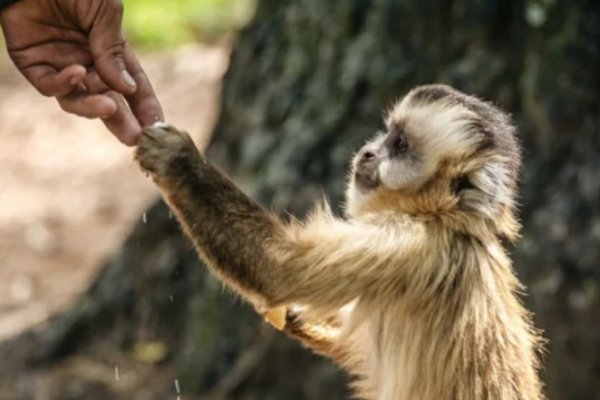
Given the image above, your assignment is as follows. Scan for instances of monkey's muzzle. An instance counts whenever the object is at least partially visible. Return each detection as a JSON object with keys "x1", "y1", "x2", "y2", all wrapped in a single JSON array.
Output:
[{"x1": 355, "y1": 148, "x2": 381, "y2": 192}]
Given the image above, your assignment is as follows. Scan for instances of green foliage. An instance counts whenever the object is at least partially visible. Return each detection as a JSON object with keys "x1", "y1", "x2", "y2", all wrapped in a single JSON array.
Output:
[{"x1": 123, "y1": 0, "x2": 255, "y2": 48}]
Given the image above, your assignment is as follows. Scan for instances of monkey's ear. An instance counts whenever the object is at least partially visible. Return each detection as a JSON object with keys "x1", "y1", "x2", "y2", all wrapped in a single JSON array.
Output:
[
  {"x1": 461, "y1": 161, "x2": 521, "y2": 239},
  {"x1": 451, "y1": 174, "x2": 475, "y2": 194}
]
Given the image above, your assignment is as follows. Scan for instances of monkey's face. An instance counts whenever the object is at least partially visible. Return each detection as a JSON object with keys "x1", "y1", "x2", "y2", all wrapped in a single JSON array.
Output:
[{"x1": 346, "y1": 85, "x2": 521, "y2": 238}]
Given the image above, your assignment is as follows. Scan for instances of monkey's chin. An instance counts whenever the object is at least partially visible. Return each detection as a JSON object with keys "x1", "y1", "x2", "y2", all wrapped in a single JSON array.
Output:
[{"x1": 354, "y1": 173, "x2": 380, "y2": 194}]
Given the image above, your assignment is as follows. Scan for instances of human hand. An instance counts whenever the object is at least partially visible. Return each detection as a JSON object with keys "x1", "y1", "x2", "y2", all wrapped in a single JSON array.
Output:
[{"x1": 0, "y1": 0, "x2": 163, "y2": 145}]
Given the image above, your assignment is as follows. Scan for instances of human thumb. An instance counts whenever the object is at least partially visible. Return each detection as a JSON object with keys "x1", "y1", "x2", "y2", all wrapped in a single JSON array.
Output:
[{"x1": 89, "y1": 0, "x2": 137, "y2": 95}]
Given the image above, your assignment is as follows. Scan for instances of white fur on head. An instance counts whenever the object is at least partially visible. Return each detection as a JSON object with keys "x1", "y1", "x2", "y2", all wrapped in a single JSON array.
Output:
[{"x1": 380, "y1": 97, "x2": 482, "y2": 191}]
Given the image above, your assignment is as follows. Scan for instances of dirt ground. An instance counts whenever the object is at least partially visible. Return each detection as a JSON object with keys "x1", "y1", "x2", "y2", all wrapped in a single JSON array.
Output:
[{"x1": 0, "y1": 44, "x2": 228, "y2": 342}]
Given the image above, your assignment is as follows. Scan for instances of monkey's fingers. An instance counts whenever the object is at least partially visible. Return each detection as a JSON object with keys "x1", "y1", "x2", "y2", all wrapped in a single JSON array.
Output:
[
  {"x1": 264, "y1": 306, "x2": 287, "y2": 331},
  {"x1": 135, "y1": 124, "x2": 198, "y2": 178}
]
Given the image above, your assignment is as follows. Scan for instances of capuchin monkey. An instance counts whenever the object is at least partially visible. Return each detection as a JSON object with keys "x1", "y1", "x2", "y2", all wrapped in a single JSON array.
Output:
[{"x1": 136, "y1": 84, "x2": 544, "y2": 400}]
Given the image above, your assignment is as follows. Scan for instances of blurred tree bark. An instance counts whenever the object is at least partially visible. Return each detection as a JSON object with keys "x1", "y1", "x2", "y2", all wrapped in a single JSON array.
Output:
[{"x1": 1, "y1": 0, "x2": 598, "y2": 399}]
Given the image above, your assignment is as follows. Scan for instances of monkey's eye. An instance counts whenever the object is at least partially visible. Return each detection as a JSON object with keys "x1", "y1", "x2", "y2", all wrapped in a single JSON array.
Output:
[{"x1": 390, "y1": 134, "x2": 409, "y2": 156}]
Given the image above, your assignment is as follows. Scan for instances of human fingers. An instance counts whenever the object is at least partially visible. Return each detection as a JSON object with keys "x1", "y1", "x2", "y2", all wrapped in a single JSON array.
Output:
[
  {"x1": 88, "y1": 0, "x2": 137, "y2": 95},
  {"x1": 58, "y1": 90, "x2": 141, "y2": 145},
  {"x1": 123, "y1": 43, "x2": 164, "y2": 127},
  {"x1": 83, "y1": 68, "x2": 142, "y2": 146},
  {"x1": 101, "y1": 91, "x2": 143, "y2": 146},
  {"x1": 20, "y1": 64, "x2": 87, "y2": 97},
  {"x1": 56, "y1": 90, "x2": 118, "y2": 119}
]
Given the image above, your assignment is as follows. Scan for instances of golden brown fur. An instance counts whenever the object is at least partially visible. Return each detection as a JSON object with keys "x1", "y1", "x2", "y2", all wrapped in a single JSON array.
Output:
[{"x1": 135, "y1": 84, "x2": 544, "y2": 400}]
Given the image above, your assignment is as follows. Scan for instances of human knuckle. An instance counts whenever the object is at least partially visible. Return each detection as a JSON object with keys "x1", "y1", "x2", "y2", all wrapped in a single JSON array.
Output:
[
  {"x1": 108, "y1": 0, "x2": 124, "y2": 14},
  {"x1": 57, "y1": 99, "x2": 74, "y2": 113},
  {"x1": 103, "y1": 41, "x2": 126, "y2": 59},
  {"x1": 37, "y1": 86, "x2": 54, "y2": 97}
]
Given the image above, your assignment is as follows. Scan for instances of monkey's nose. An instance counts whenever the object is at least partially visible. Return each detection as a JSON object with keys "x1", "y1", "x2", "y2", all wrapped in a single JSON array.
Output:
[
  {"x1": 359, "y1": 150, "x2": 376, "y2": 164},
  {"x1": 359, "y1": 149, "x2": 375, "y2": 163}
]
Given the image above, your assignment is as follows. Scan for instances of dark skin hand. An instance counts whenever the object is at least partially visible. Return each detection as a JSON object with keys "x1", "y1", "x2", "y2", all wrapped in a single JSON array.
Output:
[{"x1": 0, "y1": 0, "x2": 163, "y2": 145}]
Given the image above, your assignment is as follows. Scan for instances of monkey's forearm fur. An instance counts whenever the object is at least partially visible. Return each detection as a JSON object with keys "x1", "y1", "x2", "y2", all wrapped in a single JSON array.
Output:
[{"x1": 161, "y1": 151, "x2": 283, "y2": 303}]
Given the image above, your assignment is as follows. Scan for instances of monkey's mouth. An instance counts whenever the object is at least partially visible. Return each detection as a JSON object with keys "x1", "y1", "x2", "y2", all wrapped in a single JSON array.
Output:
[{"x1": 355, "y1": 169, "x2": 380, "y2": 193}]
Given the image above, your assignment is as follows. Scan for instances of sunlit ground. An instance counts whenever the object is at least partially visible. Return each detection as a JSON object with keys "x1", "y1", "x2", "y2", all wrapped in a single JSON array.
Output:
[{"x1": 0, "y1": 1, "x2": 239, "y2": 340}]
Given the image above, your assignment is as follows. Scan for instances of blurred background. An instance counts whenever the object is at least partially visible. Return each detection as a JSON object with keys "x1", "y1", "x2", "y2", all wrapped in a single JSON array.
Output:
[{"x1": 0, "y1": 0, "x2": 598, "y2": 399}]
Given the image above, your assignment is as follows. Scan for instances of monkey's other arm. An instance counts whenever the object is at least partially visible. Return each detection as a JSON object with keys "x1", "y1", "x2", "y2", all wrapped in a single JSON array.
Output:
[{"x1": 135, "y1": 125, "x2": 427, "y2": 311}]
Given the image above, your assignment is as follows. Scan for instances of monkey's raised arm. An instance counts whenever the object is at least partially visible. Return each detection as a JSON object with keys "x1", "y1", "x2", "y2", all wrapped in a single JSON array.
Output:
[{"x1": 136, "y1": 126, "x2": 427, "y2": 310}]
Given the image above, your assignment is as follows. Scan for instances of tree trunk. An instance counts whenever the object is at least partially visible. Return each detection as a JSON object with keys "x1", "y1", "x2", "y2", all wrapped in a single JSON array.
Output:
[{"x1": 1, "y1": 0, "x2": 598, "y2": 399}]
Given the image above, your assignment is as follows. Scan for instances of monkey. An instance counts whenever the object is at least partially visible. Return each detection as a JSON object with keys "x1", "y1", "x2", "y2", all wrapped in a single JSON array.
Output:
[{"x1": 135, "y1": 84, "x2": 544, "y2": 400}]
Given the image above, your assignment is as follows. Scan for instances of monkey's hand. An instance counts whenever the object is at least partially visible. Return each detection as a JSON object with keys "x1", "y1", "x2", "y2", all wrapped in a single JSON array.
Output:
[
  {"x1": 263, "y1": 306, "x2": 287, "y2": 330},
  {"x1": 282, "y1": 308, "x2": 344, "y2": 361},
  {"x1": 135, "y1": 124, "x2": 200, "y2": 187}
]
